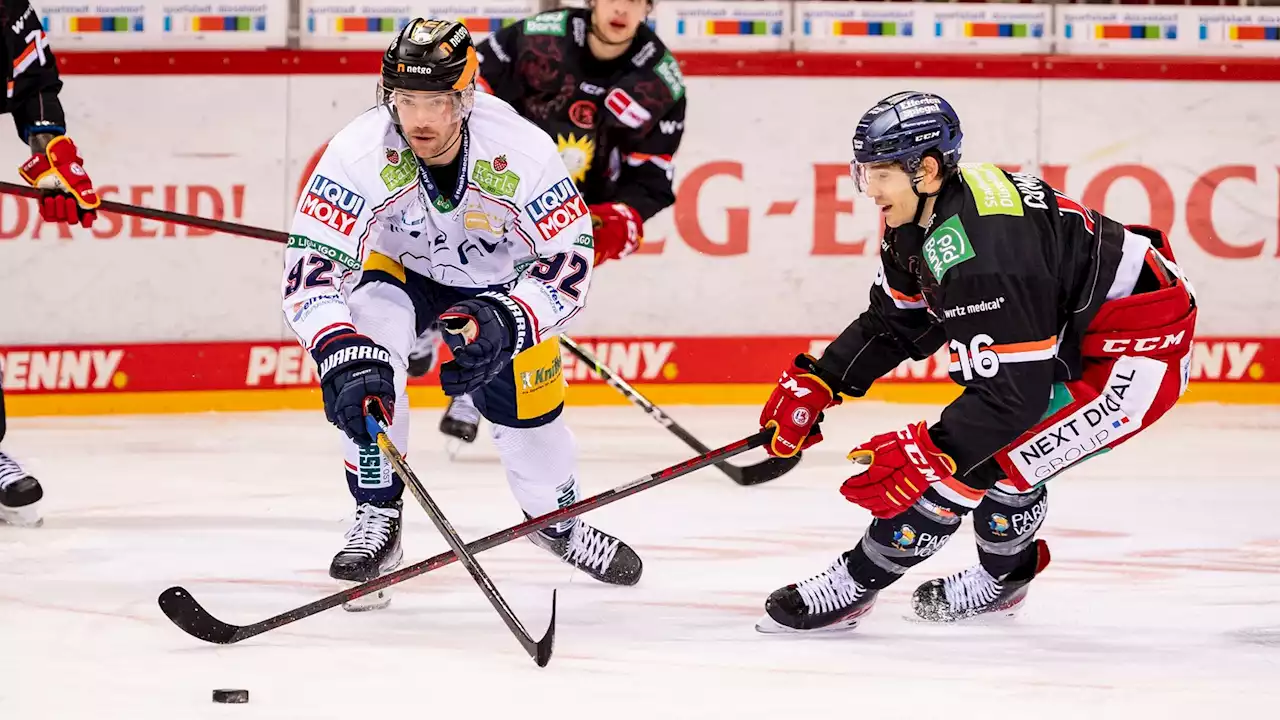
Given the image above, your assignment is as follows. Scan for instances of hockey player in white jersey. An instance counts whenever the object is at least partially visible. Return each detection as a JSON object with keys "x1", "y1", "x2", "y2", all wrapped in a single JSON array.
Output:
[{"x1": 284, "y1": 19, "x2": 643, "y2": 610}]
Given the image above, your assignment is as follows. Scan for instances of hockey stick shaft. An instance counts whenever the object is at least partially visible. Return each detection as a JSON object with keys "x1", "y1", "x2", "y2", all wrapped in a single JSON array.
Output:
[
  {"x1": 559, "y1": 335, "x2": 799, "y2": 485},
  {"x1": 0, "y1": 180, "x2": 289, "y2": 243},
  {"x1": 157, "y1": 429, "x2": 771, "y2": 644},
  {"x1": 364, "y1": 409, "x2": 555, "y2": 666}
]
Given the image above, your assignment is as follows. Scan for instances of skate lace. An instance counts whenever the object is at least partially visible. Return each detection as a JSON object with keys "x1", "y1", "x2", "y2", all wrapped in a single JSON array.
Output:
[
  {"x1": 564, "y1": 522, "x2": 620, "y2": 574},
  {"x1": 0, "y1": 452, "x2": 27, "y2": 490},
  {"x1": 341, "y1": 504, "x2": 399, "y2": 558},
  {"x1": 446, "y1": 397, "x2": 481, "y2": 425},
  {"x1": 942, "y1": 565, "x2": 1002, "y2": 611},
  {"x1": 795, "y1": 557, "x2": 865, "y2": 615}
]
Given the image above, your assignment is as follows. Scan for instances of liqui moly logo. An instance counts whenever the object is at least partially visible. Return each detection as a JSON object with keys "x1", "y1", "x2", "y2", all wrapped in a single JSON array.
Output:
[
  {"x1": 300, "y1": 175, "x2": 366, "y2": 236},
  {"x1": 525, "y1": 179, "x2": 587, "y2": 240}
]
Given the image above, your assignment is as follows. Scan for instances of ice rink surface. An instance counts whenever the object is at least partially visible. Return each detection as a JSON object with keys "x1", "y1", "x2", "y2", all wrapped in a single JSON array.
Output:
[{"x1": 1, "y1": 402, "x2": 1278, "y2": 719}]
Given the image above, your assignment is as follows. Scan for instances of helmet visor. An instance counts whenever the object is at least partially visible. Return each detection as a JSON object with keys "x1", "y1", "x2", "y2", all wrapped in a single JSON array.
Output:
[
  {"x1": 850, "y1": 160, "x2": 907, "y2": 196},
  {"x1": 378, "y1": 82, "x2": 474, "y2": 127}
]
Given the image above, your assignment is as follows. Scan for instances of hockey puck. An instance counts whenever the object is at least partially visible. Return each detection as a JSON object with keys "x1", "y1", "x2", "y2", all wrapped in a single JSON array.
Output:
[{"x1": 212, "y1": 689, "x2": 249, "y2": 704}]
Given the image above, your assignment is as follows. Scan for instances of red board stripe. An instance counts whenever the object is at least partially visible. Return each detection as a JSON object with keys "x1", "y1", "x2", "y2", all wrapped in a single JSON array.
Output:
[{"x1": 50, "y1": 50, "x2": 1280, "y2": 82}]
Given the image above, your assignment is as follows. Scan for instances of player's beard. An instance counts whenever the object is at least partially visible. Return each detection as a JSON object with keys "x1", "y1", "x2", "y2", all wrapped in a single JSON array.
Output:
[{"x1": 407, "y1": 121, "x2": 464, "y2": 165}]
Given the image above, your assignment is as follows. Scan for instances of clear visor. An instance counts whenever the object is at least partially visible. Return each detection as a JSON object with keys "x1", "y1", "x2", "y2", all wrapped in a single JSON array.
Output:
[
  {"x1": 378, "y1": 82, "x2": 474, "y2": 127},
  {"x1": 850, "y1": 160, "x2": 907, "y2": 196}
]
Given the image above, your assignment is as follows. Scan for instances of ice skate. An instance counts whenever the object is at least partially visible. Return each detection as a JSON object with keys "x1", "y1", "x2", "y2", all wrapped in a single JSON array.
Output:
[
  {"x1": 529, "y1": 517, "x2": 643, "y2": 586},
  {"x1": 912, "y1": 540, "x2": 1051, "y2": 622},
  {"x1": 756, "y1": 552, "x2": 878, "y2": 633},
  {"x1": 0, "y1": 450, "x2": 43, "y2": 528},
  {"x1": 330, "y1": 499, "x2": 403, "y2": 611}
]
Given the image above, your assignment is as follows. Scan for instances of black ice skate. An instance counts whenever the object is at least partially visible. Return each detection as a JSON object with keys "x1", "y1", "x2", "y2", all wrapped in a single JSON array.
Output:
[
  {"x1": 439, "y1": 395, "x2": 481, "y2": 444},
  {"x1": 529, "y1": 518, "x2": 643, "y2": 586},
  {"x1": 0, "y1": 450, "x2": 43, "y2": 528},
  {"x1": 756, "y1": 552, "x2": 878, "y2": 633},
  {"x1": 912, "y1": 539, "x2": 1051, "y2": 623},
  {"x1": 330, "y1": 499, "x2": 403, "y2": 611}
]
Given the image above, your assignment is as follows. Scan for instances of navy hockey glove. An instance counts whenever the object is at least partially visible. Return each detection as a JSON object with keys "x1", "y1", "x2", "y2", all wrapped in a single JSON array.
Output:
[
  {"x1": 313, "y1": 332, "x2": 396, "y2": 445},
  {"x1": 438, "y1": 292, "x2": 530, "y2": 396}
]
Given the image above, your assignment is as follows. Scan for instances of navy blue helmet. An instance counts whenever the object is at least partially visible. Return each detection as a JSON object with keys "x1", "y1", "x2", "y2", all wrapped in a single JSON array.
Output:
[{"x1": 851, "y1": 91, "x2": 963, "y2": 192}]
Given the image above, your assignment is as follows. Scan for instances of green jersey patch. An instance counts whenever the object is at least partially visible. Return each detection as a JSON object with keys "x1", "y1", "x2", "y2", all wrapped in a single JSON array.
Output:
[
  {"x1": 923, "y1": 216, "x2": 975, "y2": 282},
  {"x1": 380, "y1": 149, "x2": 417, "y2": 192},
  {"x1": 287, "y1": 234, "x2": 360, "y2": 270},
  {"x1": 472, "y1": 158, "x2": 521, "y2": 198},
  {"x1": 960, "y1": 163, "x2": 1024, "y2": 217},
  {"x1": 653, "y1": 52, "x2": 686, "y2": 101},
  {"x1": 524, "y1": 11, "x2": 567, "y2": 36}
]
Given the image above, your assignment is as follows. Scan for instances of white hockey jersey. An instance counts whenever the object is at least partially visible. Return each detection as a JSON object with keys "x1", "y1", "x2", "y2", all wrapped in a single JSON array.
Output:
[{"x1": 283, "y1": 92, "x2": 595, "y2": 352}]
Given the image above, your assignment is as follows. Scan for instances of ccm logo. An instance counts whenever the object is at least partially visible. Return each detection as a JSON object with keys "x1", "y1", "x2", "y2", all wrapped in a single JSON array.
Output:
[
  {"x1": 780, "y1": 376, "x2": 811, "y2": 397},
  {"x1": 1102, "y1": 331, "x2": 1185, "y2": 354}
]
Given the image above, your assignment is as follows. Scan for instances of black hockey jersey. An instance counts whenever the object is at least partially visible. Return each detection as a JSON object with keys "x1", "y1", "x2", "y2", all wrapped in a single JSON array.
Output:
[
  {"x1": 816, "y1": 163, "x2": 1143, "y2": 483},
  {"x1": 1, "y1": 0, "x2": 66, "y2": 142},
  {"x1": 477, "y1": 8, "x2": 685, "y2": 221}
]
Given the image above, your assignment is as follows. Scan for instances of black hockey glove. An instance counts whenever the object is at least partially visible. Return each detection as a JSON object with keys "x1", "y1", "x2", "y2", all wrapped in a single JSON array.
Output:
[
  {"x1": 313, "y1": 332, "x2": 396, "y2": 445},
  {"x1": 438, "y1": 292, "x2": 530, "y2": 396}
]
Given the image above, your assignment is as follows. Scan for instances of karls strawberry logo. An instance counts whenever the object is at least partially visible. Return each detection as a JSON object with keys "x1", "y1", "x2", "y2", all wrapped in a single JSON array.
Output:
[
  {"x1": 525, "y1": 179, "x2": 587, "y2": 240},
  {"x1": 300, "y1": 175, "x2": 366, "y2": 236},
  {"x1": 493, "y1": 155, "x2": 508, "y2": 172},
  {"x1": 385, "y1": 149, "x2": 400, "y2": 165}
]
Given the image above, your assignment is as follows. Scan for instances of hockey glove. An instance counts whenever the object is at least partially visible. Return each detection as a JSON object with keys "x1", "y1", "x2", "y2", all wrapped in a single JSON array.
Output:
[
  {"x1": 19, "y1": 135, "x2": 101, "y2": 228},
  {"x1": 840, "y1": 422, "x2": 962, "y2": 519},
  {"x1": 439, "y1": 292, "x2": 529, "y2": 396},
  {"x1": 759, "y1": 354, "x2": 840, "y2": 458},
  {"x1": 313, "y1": 332, "x2": 397, "y2": 446},
  {"x1": 589, "y1": 202, "x2": 642, "y2": 267}
]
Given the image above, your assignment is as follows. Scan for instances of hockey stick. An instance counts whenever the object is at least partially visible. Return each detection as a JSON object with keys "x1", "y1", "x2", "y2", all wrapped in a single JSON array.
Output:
[
  {"x1": 559, "y1": 335, "x2": 800, "y2": 486},
  {"x1": 1, "y1": 183, "x2": 794, "y2": 487},
  {"x1": 0, "y1": 180, "x2": 288, "y2": 242},
  {"x1": 362, "y1": 405, "x2": 555, "y2": 667},
  {"x1": 19, "y1": 180, "x2": 793, "y2": 483},
  {"x1": 156, "y1": 427, "x2": 772, "y2": 646}
]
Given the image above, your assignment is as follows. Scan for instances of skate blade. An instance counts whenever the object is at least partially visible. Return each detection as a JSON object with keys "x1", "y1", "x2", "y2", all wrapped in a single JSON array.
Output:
[
  {"x1": 906, "y1": 596, "x2": 1027, "y2": 625},
  {"x1": 754, "y1": 608, "x2": 871, "y2": 635},
  {"x1": 341, "y1": 582, "x2": 394, "y2": 612},
  {"x1": 0, "y1": 502, "x2": 43, "y2": 528},
  {"x1": 337, "y1": 550, "x2": 404, "y2": 612}
]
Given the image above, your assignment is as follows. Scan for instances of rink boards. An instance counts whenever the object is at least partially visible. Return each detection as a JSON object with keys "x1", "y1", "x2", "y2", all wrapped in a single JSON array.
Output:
[{"x1": 0, "y1": 51, "x2": 1278, "y2": 413}]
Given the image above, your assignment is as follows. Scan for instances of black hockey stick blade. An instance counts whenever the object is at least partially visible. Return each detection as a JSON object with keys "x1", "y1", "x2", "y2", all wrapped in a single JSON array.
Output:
[
  {"x1": 720, "y1": 451, "x2": 802, "y2": 486},
  {"x1": 158, "y1": 586, "x2": 244, "y2": 644},
  {"x1": 533, "y1": 589, "x2": 557, "y2": 667}
]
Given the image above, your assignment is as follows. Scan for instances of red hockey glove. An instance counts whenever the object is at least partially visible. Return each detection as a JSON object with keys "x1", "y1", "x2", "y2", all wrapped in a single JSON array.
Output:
[
  {"x1": 589, "y1": 202, "x2": 642, "y2": 267},
  {"x1": 19, "y1": 135, "x2": 100, "y2": 228},
  {"x1": 840, "y1": 421, "x2": 960, "y2": 519},
  {"x1": 759, "y1": 354, "x2": 840, "y2": 458}
]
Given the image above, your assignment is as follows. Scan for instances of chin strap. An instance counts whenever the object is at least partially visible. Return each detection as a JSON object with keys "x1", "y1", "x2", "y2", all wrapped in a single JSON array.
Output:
[{"x1": 909, "y1": 168, "x2": 953, "y2": 225}]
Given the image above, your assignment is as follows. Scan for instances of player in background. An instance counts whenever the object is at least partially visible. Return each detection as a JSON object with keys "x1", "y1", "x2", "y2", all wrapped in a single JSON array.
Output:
[
  {"x1": 0, "y1": 0, "x2": 101, "y2": 526},
  {"x1": 754, "y1": 92, "x2": 1197, "y2": 632},
  {"x1": 285, "y1": 19, "x2": 642, "y2": 610},
  {"x1": 408, "y1": 0, "x2": 686, "y2": 445}
]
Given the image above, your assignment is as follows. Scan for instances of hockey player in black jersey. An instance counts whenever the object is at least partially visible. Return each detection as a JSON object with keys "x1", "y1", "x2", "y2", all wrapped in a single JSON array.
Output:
[
  {"x1": 417, "y1": 0, "x2": 686, "y2": 444},
  {"x1": 0, "y1": 0, "x2": 102, "y2": 527},
  {"x1": 755, "y1": 92, "x2": 1197, "y2": 632}
]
